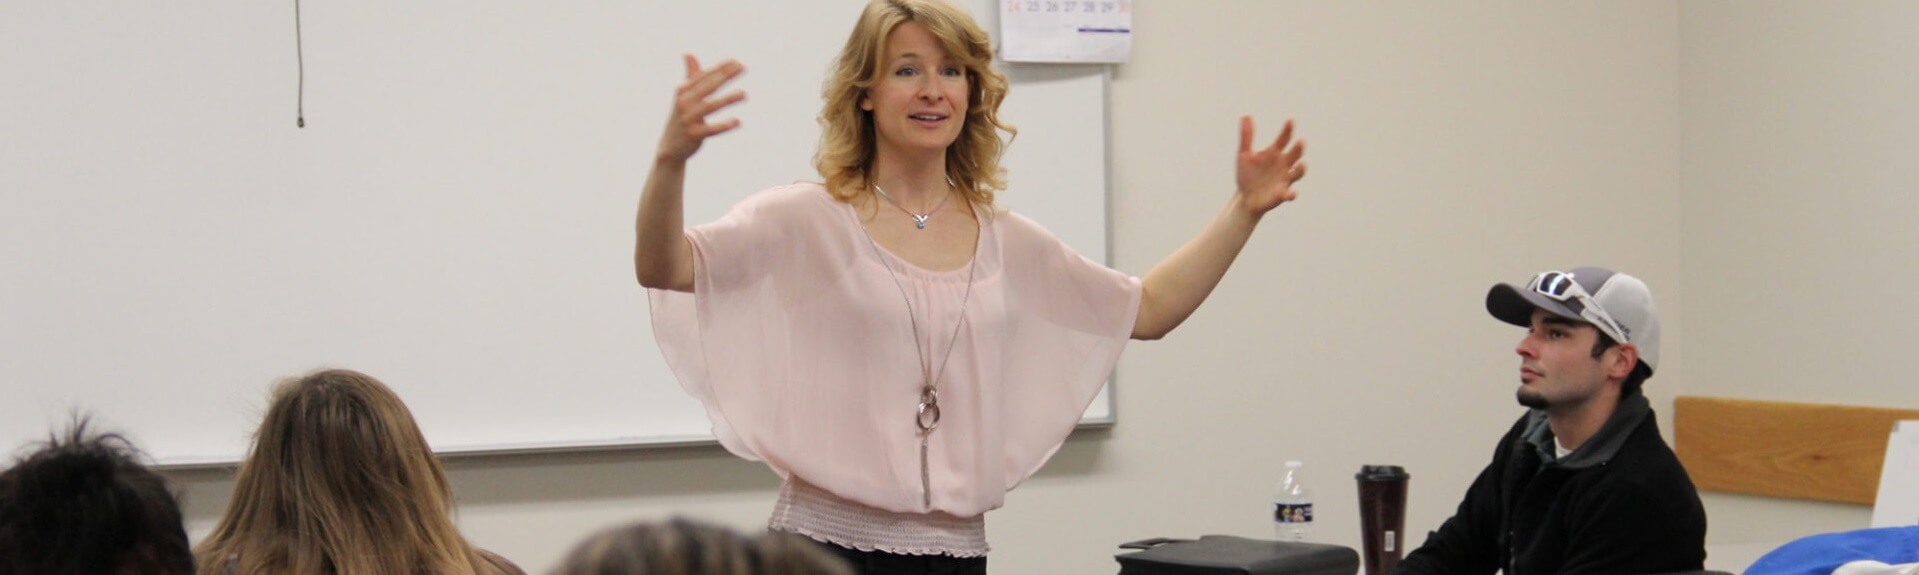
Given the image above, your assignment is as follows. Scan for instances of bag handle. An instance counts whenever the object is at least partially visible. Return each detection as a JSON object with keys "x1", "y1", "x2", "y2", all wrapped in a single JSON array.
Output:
[{"x1": 1118, "y1": 537, "x2": 1193, "y2": 550}]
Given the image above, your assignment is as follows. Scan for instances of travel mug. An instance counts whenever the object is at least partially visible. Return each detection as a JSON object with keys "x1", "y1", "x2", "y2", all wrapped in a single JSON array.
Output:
[{"x1": 1356, "y1": 465, "x2": 1410, "y2": 575}]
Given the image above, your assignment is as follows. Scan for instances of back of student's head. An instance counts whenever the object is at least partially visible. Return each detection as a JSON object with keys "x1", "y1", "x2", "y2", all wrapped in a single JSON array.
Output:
[
  {"x1": 195, "y1": 368, "x2": 515, "y2": 575},
  {"x1": 0, "y1": 419, "x2": 193, "y2": 575},
  {"x1": 551, "y1": 518, "x2": 852, "y2": 575}
]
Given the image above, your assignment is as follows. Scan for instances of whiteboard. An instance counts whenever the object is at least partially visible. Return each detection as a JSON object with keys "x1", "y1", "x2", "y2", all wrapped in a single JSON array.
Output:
[{"x1": 0, "y1": 0, "x2": 1112, "y2": 466}]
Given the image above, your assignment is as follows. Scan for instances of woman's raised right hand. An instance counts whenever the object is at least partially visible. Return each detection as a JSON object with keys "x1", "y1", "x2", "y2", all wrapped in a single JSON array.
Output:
[{"x1": 656, "y1": 55, "x2": 747, "y2": 165}]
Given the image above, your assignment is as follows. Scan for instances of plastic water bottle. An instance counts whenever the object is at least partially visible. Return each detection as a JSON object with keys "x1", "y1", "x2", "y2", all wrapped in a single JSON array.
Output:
[{"x1": 1274, "y1": 460, "x2": 1314, "y2": 542}]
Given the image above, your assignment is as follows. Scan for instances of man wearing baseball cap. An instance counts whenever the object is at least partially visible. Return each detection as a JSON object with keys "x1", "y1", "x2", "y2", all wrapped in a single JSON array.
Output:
[{"x1": 1395, "y1": 267, "x2": 1707, "y2": 575}]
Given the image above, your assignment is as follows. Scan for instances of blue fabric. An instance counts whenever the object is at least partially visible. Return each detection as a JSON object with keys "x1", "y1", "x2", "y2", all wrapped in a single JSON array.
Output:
[{"x1": 1746, "y1": 526, "x2": 1919, "y2": 575}]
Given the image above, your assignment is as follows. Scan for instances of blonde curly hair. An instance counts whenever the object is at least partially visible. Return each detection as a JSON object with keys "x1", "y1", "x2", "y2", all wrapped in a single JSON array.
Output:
[{"x1": 815, "y1": 0, "x2": 1015, "y2": 210}]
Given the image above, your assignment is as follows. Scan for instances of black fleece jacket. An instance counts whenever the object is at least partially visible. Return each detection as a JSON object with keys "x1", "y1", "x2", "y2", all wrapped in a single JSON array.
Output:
[{"x1": 1394, "y1": 393, "x2": 1707, "y2": 575}]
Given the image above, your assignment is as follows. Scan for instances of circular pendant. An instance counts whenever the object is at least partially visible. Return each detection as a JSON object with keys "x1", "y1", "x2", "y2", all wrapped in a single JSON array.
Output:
[{"x1": 916, "y1": 386, "x2": 941, "y2": 433}]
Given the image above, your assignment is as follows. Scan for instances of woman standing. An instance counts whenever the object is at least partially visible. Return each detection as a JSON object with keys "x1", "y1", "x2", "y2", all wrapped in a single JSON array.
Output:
[{"x1": 639, "y1": 1, "x2": 1307, "y2": 572}]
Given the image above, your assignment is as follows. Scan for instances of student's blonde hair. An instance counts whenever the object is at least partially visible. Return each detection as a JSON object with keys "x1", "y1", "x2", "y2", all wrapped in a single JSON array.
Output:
[
  {"x1": 193, "y1": 369, "x2": 518, "y2": 575},
  {"x1": 552, "y1": 518, "x2": 853, "y2": 575},
  {"x1": 815, "y1": 0, "x2": 1015, "y2": 209}
]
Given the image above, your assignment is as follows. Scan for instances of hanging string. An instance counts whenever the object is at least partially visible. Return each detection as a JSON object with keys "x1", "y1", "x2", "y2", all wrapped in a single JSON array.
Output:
[{"x1": 294, "y1": 0, "x2": 305, "y2": 128}]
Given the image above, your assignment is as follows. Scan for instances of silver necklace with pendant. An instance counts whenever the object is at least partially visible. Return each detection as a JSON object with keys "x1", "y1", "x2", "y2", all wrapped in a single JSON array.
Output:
[
  {"x1": 872, "y1": 183, "x2": 953, "y2": 230},
  {"x1": 858, "y1": 205, "x2": 977, "y2": 508}
]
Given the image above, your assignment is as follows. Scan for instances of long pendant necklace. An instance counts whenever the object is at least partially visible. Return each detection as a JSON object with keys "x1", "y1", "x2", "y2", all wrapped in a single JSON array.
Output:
[
  {"x1": 859, "y1": 209, "x2": 977, "y2": 508},
  {"x1": 872, "y1": 183, "x2": 953, "y2": 230}
]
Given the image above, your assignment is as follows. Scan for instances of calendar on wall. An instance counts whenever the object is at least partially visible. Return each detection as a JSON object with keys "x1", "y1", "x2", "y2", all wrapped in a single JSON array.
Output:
[{"x1": 999, "y1": 0, "x2": 1132, "y2": 63}]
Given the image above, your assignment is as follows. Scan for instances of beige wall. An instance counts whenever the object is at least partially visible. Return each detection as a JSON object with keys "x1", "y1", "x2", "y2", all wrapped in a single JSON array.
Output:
[
  {"x1": 1680, "y1": 0, "x2": 1919, "y2": 544},
  {"x1": 156, "y1": 2, "x2": 1917, "y2": 573}
]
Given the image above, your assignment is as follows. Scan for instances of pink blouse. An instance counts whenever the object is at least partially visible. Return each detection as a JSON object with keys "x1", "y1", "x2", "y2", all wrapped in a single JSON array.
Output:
[{"x1": 649, "y1": 183, "x2": 1140, "y2": 519}]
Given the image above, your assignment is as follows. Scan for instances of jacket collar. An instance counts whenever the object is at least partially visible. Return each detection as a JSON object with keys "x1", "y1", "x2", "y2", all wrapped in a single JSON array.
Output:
[{"x1": 1521, "y1": 392, "x2": 1651, "y2": 469}]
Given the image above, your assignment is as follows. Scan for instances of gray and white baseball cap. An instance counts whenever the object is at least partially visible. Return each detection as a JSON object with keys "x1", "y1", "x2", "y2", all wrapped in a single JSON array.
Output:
[{"x1": 1486, "y1": 266, "x2": 1660, "y2": 374}]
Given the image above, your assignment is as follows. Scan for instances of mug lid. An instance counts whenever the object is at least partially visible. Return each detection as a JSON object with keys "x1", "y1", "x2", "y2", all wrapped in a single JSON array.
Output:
[{"x1": 1357, "y1": 464, "x2": 1409, "y2": 480}]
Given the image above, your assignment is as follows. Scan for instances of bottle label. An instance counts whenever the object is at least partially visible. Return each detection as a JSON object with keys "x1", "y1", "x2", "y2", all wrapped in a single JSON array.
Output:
[{"x1": 1273, "y1": 503, "x2": 1314, "y2": 523}]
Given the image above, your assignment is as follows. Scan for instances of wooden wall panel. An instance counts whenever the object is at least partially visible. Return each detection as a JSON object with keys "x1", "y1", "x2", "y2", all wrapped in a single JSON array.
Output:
[{"x1": 1673, "y1": 396, "x2": 1919, "y2": 505}]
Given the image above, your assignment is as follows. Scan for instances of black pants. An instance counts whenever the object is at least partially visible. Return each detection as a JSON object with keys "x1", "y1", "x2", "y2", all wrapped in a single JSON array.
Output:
[{"x1": 823, "y1": 543, "x2": 987, "y2": 575}]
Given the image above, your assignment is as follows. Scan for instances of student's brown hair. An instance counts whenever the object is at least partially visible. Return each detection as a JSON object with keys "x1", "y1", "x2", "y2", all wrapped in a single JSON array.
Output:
[
  {"x1": 193, "y1": 369, "x2": 520, "y2": 575},
  {"x1": 552, "y1": 517, "x2": 852, "y2": 575}
]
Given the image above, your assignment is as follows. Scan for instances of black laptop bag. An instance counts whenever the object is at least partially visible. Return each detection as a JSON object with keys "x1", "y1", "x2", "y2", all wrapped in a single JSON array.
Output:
[{"x1": 1115, "y1": 535, "x2": 1360, "y2": 575}]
